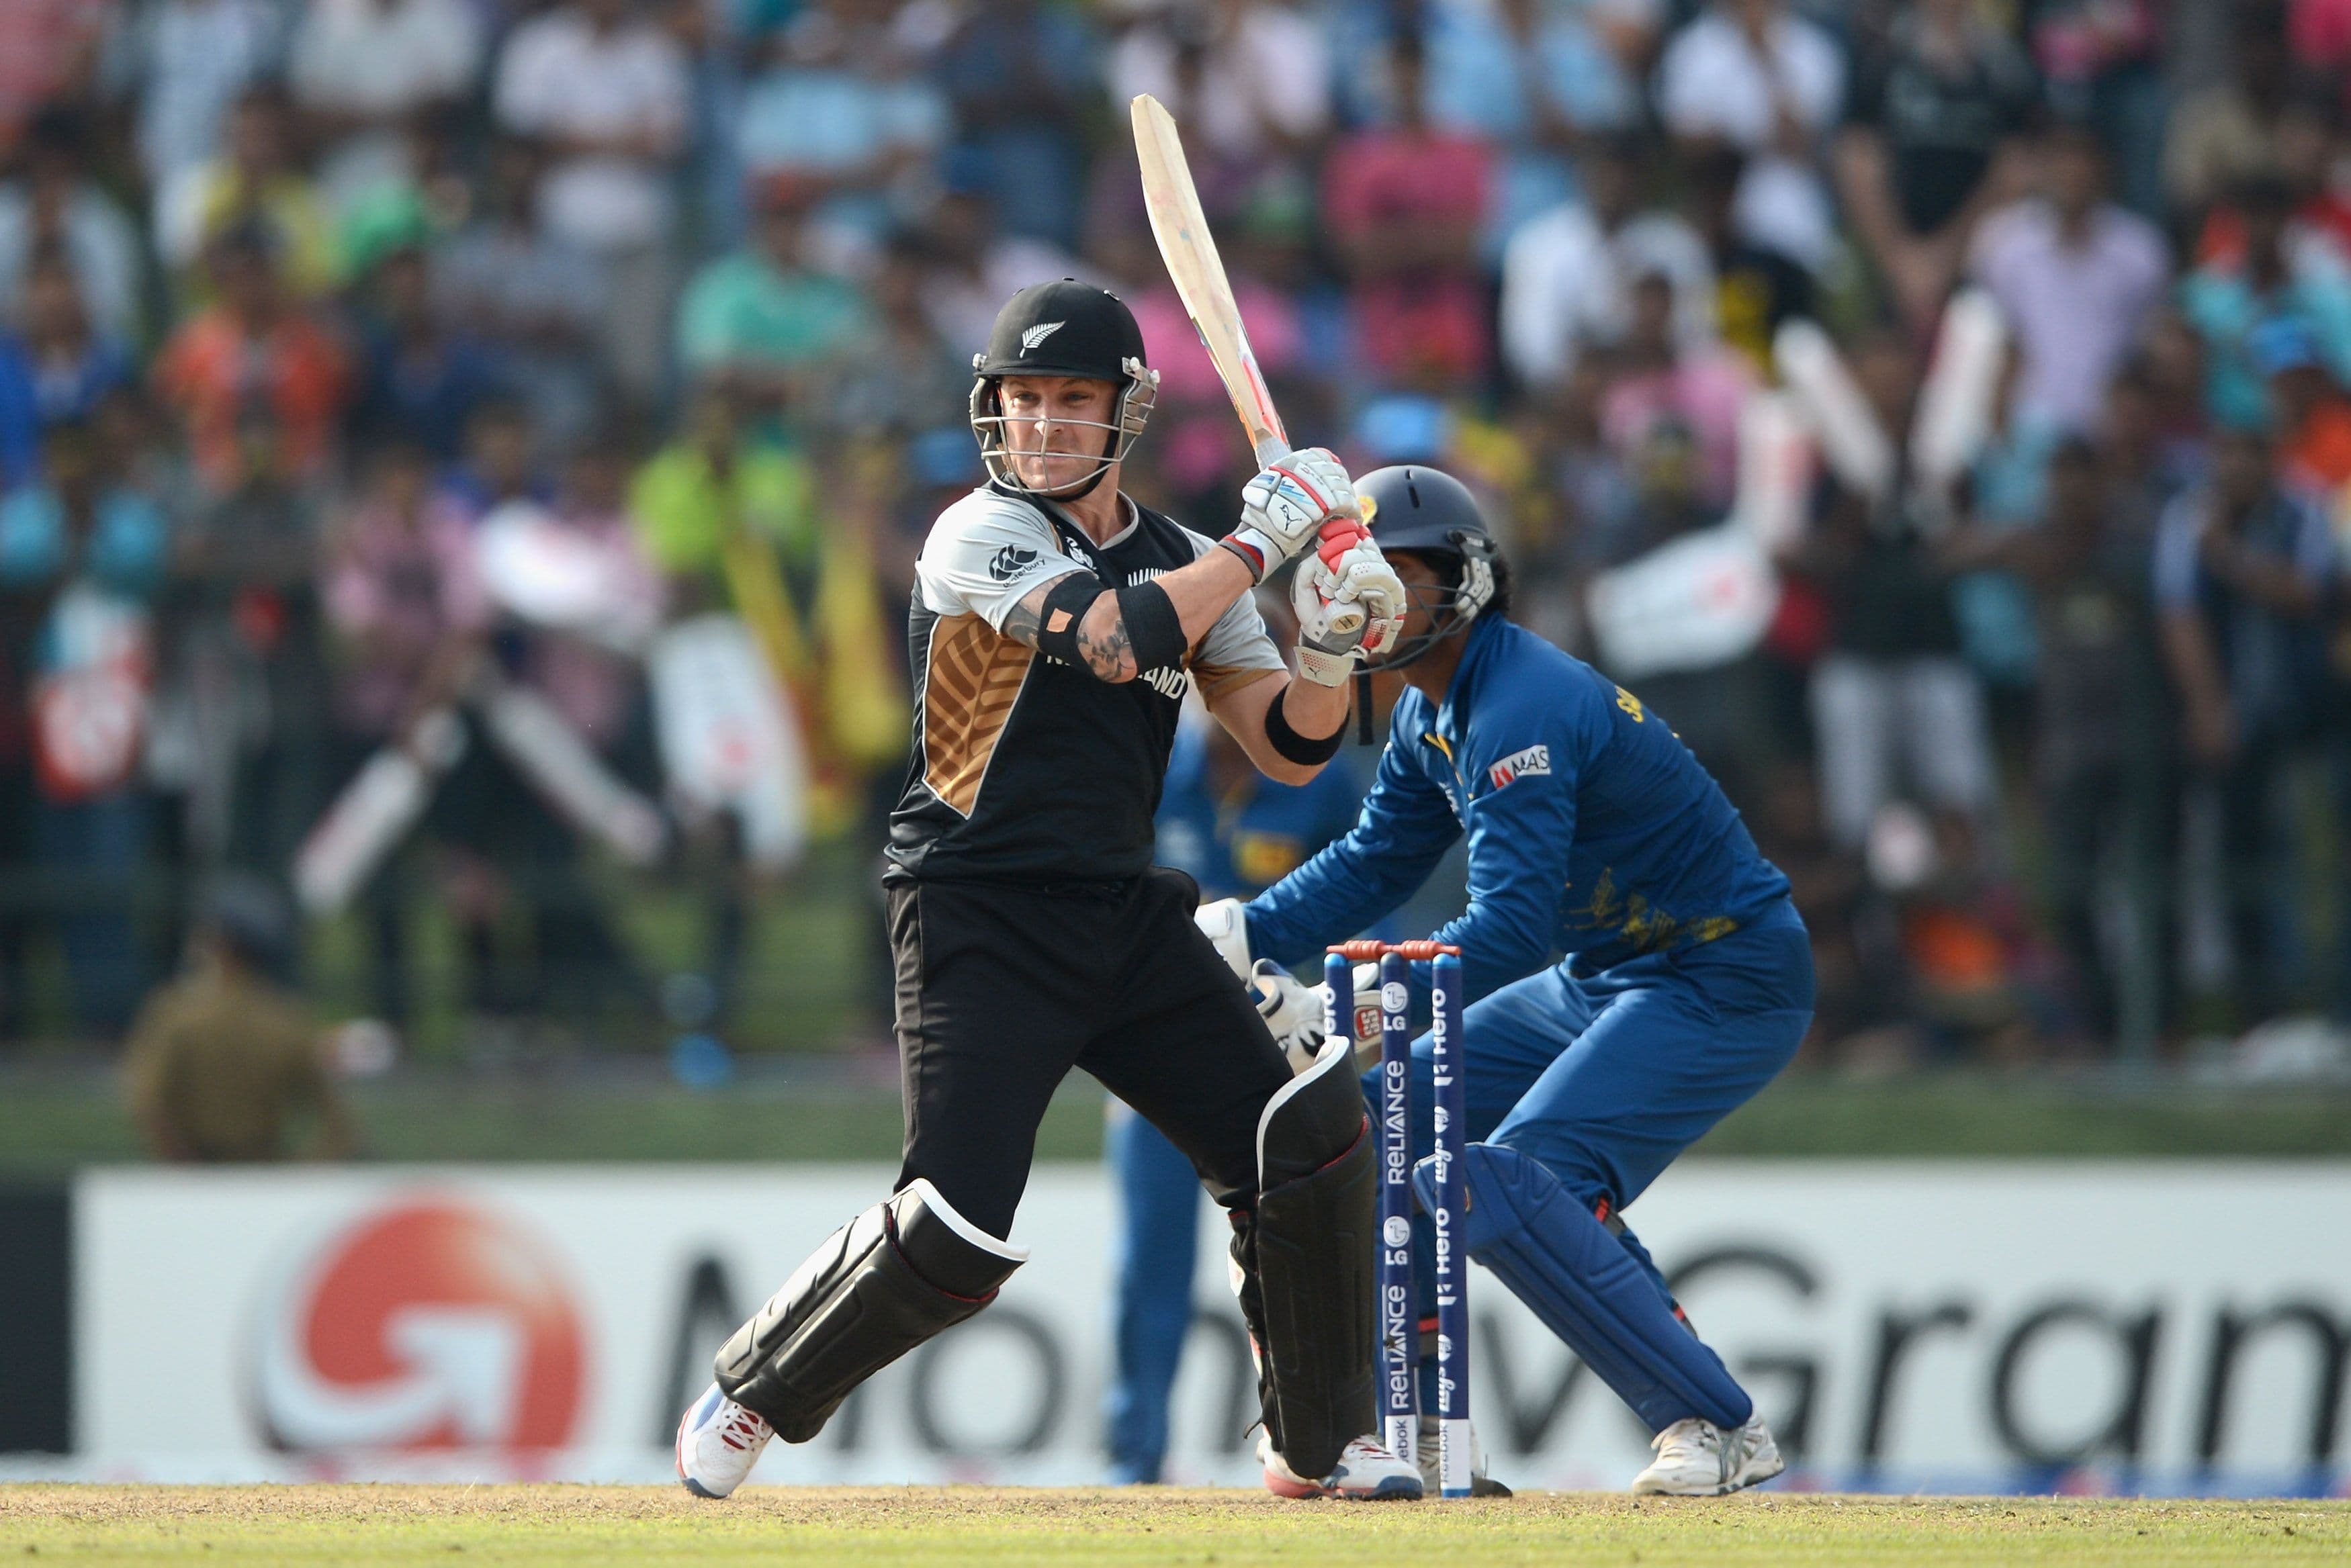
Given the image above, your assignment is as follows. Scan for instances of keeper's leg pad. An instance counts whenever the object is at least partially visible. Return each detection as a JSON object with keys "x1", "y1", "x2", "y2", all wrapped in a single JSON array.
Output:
[
  {"x1": 1241, "y1": 1039, "x2": 1379, "y2": 1479},
  {"x1": 713, "y1": 1178, "x2": 1026, "y2": 1440},
  {"x1": 1413, "y1": 1142, "x2": 1749, "y2": 1433}
]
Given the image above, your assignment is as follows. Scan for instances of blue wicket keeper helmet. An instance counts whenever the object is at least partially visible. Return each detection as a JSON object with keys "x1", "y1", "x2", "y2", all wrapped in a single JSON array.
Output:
[{"x1": 1356, "y1": 464, "x2": 1502, "y2": 671}]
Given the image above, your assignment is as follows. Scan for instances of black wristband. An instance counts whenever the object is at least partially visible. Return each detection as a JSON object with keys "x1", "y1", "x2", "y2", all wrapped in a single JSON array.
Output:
[
  {"x1": 1116, "y1": 578, "x2": 1188, "y2": 674},
  {"x1": 1263, "y1": 684, "x2": 1345, "y2": 766},
  {"x1": 1034, "y1": 572, "x2": 1104, "y2": 665}
]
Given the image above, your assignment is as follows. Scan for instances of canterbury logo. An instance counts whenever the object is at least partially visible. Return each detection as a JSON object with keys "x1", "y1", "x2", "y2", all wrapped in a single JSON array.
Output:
[{"x1": 1020, "y1": 322, "x2": 1065, "y2": 352}]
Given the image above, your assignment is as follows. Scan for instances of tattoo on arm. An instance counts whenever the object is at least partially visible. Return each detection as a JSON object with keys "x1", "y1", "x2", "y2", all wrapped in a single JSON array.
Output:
[
  {"x1": 1006, "y1": 576, "x2": 1140, "y2": 681},
  {"x1": 1075, "y1": 610, "x2": 1135, "y2": 682},
  {"x1": 1001, "y1": 584, "x2": 1047, "y2": 648}
]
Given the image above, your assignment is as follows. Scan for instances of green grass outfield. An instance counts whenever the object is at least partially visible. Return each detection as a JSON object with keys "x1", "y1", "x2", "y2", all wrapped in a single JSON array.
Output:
[
  {"x1": 10, "y1": 1070, "x2": 2351, "y2": 1173},
  {"x1": 3, "y1": 1487, "x2": 2348, "y2": 1567}
]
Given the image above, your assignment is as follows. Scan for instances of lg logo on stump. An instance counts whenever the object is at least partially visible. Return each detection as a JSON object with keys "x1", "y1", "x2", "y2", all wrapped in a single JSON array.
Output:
[{"x1": 249, "y1": 1198, "x2": 586, "y2": 1452}]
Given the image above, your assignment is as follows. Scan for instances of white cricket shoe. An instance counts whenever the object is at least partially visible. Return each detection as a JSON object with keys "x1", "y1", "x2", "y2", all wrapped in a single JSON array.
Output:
[
  {"x1": 1416, "y1": 1413, "x2": 1513, "y2": 1497},
  {"x1": 1630, "y1": 1416, "x2": 1785, "y2": 1496},
  {"x1": 1259, "y1": 1430, "x2": 1424, "y2": 1500},
  {"x1": 675, "y1": 1382, "x2": 774, "y2": 1498}
]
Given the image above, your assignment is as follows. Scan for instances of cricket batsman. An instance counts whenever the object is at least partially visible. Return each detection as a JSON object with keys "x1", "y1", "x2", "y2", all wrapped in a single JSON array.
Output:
[
  {"x1": 1197, "y1": 466, "x2": 1813, "y2": 1496},
  {"x1": 675, "y1": 279, "x2": 1421, "y2": 1500}
]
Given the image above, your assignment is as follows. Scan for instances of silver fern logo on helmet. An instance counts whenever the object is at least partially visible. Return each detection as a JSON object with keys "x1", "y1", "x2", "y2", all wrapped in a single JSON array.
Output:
[{"x1": 1020, "y1": 321, "x2": 1065, "y2": 353}]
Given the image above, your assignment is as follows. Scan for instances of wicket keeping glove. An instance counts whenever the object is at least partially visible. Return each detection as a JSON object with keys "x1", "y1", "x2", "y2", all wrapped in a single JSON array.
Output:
[
  {"x1": 1194, "y1": 896, "x2": 1252, "y2": 982},
  {"x1": 1249, "y1": 960, "x2": 1329, "y2": 1075}
]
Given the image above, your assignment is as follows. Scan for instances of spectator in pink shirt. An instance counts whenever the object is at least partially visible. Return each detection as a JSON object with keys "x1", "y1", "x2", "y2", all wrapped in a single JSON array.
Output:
[
  {"x1": 1322, "y1": 30, "x2": 1493, "y2": 387},
  {"x1": 473, "y1": 430, "x2": 662, "y2": 1024},
  {"x1": 1600, "y1": 273, "x2": 1755, "y2": 509},
  {"x1": 1127, "y1": 257, "x2": 1303, "y2": 508},
  {"x1": 2291, "y1": 0, "x2": 2351, "y2": 77},
  {"x1": 1971, "y1": 123, "x2": 2170, "y2": 436},
  {"x1": 318, "y1": 436, "x2": 490, "y2": 1027},
  {"x1": 322, "y1": 439, "x2": 488, "y2": 748},
  {"x1": 488, "y1": 439, "x2": 666, "y2": 754},
  {"x1": 0, "y1": 0, "x2": 112, "y2": 146}
]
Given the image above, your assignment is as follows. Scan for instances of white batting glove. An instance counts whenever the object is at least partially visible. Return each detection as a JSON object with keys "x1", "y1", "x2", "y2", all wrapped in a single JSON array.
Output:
[
  {"x1": 1229, "y1": 448, "x2": 1359, "y2": 580},
  {"x1": 1291, "y1": 521, "x2": 1406, "y2": 686},
  {"x1": 1249, "y1": 960, "x2": 1329, "y2": 1074},
  {"x1": 1291, "y1": 556, "x2": 1366, "y2": 688},
  {"x1": 1194, "y1": 896, "x2": 1252, "y2": 982},
  {"x1": 1356, "y1": 555, "x2": 1408, "y2": 659}
]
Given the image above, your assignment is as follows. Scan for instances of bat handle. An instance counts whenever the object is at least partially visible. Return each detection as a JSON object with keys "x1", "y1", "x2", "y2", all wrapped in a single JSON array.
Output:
[{"x1": 1252, "y1": 434, "x2": 1292, "y2": 467}]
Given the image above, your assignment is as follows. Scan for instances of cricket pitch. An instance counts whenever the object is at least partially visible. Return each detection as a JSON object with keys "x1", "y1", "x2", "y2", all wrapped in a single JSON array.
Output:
[{"x1": 5, "y1": 1485, "x2": 2349, "y2": 1566}]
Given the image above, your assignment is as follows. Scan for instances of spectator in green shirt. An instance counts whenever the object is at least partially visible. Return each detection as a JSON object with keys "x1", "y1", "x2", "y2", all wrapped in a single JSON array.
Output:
[
  {"x1": 629, "y1": 383, "x2": 905, "y2": 830},
  {"x1": 674, "y1": 177, "x2": 873, "y2": 408},
  {"x1": 631, "y1": 385, "x2": 907, "y2": 1021}
]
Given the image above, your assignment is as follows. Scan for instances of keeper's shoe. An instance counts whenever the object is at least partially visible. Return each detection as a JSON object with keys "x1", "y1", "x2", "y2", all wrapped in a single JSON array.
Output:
[
  {"x1": 675, "y1": 1382, "x2": 774, "y2": 1498},
  {"x1": 1630, "y1": 1416, "x2": 1784, "y2": 1496},
  {"x1": 1259, "y1": 1431, "x2": 1423, "y2": 1500},
  {"x1": 1416, "y1": 1414, "x2": 1513, "y2": 1497}
]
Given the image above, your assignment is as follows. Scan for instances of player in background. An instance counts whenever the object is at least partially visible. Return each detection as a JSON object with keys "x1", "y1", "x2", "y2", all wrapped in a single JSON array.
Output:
[
  {"x1": 675, "y1": 280, "x2": 1421, "y2": 1501},
  {"x1": 1196, "y1": 466, "x2": 1813, "y2": 1497},
  {"x1": 1106, "y1": 696, "x2": 1365, "y2": 1485}
]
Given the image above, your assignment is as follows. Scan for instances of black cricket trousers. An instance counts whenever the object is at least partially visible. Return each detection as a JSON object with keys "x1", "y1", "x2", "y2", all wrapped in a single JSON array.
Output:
[{"x1": 885, "y1": 868, "x2": 1295, "y2": 1241}]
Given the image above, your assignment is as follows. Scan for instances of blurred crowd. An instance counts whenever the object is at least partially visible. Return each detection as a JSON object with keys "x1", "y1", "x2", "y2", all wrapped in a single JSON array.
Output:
[{"x1": 1, "y1": 0, "x2": 2348, "y2": 1074}]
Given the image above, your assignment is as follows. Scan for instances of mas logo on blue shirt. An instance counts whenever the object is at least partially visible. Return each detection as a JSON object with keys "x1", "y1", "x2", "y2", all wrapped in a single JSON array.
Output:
[{"x1": 1488, "y1": 743, "x2": 1551, "y2": 791}]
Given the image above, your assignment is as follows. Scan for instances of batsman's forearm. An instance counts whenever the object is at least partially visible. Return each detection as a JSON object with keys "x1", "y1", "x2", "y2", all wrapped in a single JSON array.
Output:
[
  {"x1": 1159, "y1": 544, "x2": 1260, "y2": 642},
  {"x1": 1058, "y1": 547, "x2": 1259, "y2": 684},
  {"x1": 1277, "y1": 672, "x2": 1351, "y2": 740},
  {"x1": 1072, "y1": 543, "x2": 1260, "y2": 677}
]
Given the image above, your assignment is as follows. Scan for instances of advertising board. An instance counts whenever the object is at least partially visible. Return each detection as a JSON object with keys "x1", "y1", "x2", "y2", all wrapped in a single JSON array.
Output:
[{"x1": 66, "y1": 1163, "x2": 2351, "y2": 1491}]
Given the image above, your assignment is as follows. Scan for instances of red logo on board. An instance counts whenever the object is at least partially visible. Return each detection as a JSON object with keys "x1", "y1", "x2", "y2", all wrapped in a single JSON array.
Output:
[{"x1": 251, "y1": 1199, "x2": 586, "y2": 1452}]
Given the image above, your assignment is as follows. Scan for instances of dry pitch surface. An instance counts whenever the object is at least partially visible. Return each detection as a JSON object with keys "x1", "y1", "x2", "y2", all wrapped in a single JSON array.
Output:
[{"x1": 3, "y1": 1486, "x2": 2348, "y2": 1567}]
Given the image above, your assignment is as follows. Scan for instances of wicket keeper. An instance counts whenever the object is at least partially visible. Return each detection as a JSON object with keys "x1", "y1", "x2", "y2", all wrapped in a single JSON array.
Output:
[
  {"x1": 675, "y1": 281, "x2": 1420, "y2": 1500},
  {"x1": 1199, "y1": 466, "x2": 1813, "y2": 1497}
]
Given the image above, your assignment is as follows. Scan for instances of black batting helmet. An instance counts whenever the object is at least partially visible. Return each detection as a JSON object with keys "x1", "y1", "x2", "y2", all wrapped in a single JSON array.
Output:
[
  {"x1": 1358, "y1": 464, "x2": 1502, "y2": 669},
  {"x1": 970, "y1": 279, "x2": 1159, "y2": 500}
]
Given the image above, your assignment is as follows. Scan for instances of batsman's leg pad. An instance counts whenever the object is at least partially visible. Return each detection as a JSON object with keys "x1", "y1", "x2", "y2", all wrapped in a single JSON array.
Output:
[
  {"x1": 714, "y1": 1177, "x2": 1027, "y2": 1440},
  {"x1": 1242, "y1": 1038, "x2": 1380, "y2": 1479},
  {"x1": 1413, "y1": 1142, "x2": 1750, "y2": 1433}
]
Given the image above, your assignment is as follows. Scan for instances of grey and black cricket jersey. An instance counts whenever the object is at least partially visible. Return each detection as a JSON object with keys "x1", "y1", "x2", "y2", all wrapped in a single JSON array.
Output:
[{"x1": 887, "y1": 484, "x2": 1286, "y2": 884}]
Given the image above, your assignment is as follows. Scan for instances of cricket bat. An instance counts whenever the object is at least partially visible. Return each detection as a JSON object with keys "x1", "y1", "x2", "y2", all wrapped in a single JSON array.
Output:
[
  {"x1": 478, "y1": 680, "x2": 668, "y2": 867},
  {"x1": 1133, "y1": 93, "x2": 1290, "y2": 468},
  {"x1": 293, "y1": 708, "x2": 467, "y2": 915},
  {"x1": 1908, "y1": 286, "x2": 2008, "y2": 508},
  {"x1": 1731, "y1": 388, "x2": 1814, "y2": 554},
  {"x1": 1132, "y1": 93, "x2": 1360, "y2": 633},
  {"x1": 1773, "y1": 318, "x2": 1895, "y2": 506}
]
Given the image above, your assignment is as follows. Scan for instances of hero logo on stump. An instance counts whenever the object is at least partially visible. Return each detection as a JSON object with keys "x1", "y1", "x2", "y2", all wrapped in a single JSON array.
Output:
[{"x1": 249, "y1": 1198, "x2": 585, "y2": 1452}]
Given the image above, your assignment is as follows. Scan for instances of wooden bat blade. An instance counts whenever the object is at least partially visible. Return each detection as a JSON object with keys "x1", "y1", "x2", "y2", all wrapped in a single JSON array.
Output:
[
  {"x1": 1131, "y1": 93, "x2": 1289, "y2": 465},
  {"x1": 1774, "y1": 318, "x2": 1894, "y2": 503},
  {"x1": 1910, "y1": 287, "x2": 2008, "y2": 494},
  {"x1": 292, "y1": 708, "x2": 465, "y2": 915}
]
